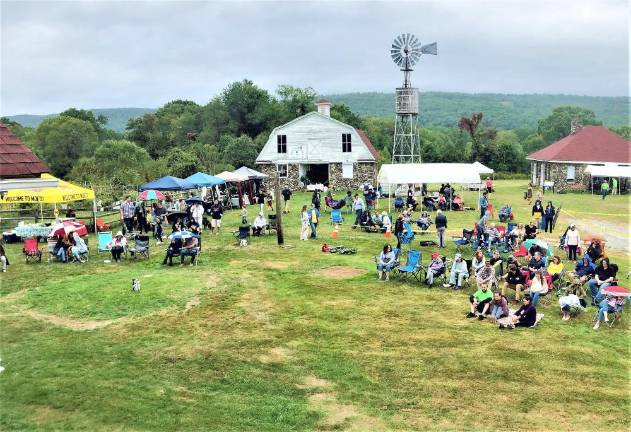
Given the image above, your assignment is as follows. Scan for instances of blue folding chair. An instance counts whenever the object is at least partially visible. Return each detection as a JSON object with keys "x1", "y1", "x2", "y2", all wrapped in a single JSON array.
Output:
[
  {"x1": 398, "y1": 223, "x2": 415, "y2": 245},
  {"x1": 397, "y1": 250, "x2": 423, "y2": 281},
  {"x1": 331, "y1": 208, "x2": 343, "y2": 224},
  {"x1": 98, "y1": 231, "x2": 112, "y2": 253}
]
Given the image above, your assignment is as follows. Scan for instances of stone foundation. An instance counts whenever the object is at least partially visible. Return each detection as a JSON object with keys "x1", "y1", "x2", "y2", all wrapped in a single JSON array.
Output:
[{"x1": 256, "y1": 162, "x2": 377, "y2": 191}]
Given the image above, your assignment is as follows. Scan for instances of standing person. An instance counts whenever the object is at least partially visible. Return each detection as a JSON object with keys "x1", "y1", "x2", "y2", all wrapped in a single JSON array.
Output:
[
  {"x1": 241, "y1": 205, "x2": 248, "y2": 225},
  {"x1": 352, "y1": 194, "x2": 364, "y2": 225},
  {"x1": 210, "y1": 199, "x2": 224, "y2": 235},
  {"x1": 485, "y1": 177, "x2": 493, "y2": 193},
  {"x1": 345, "y1": 190, "x2": 353, "y2": 214},
  {"x1": 600, "y1": 179, "x2": 609, "y2": 199},
  {"x1": 153, "y1": 201, "x2": 166, "y2": 244},
  {"x1": 308, "y1": 203, "x2": 320, "y2": 239},
  {"x1": 120, "y1": 196, "x2": 136, "y2": 235},
  {"x1": 526, "y1": 182, "x2": 533, "y2": 204},
  {"x1": 543, "y1": 201, "x2": 555, "y2": 233},
  {"x1": 266, "y1": 189, "x2": 274, "y2": 211},
  {"x1": 281, "y1": 187, "x2": 292, "y2": 214},
  {"x1": 479, "y1": 191, "x2": 488, "y2": 219},
  {"x1": 0, "y1": 243, "x2": 9, "y2": 272},
  {"x1": 190, "y1": 201, "x2": 204, "y2": 229},
  {"x1": 532, "y1": 200, "x2": 544, "y2": 230},
  {"x1": 564, "y1": 223, "x2": 581, "y2": 261},
  {"x1": 435, "y1": 209, "x2": 447, "y2": 248},
  {"x1": 300, "y1": 205, "x2": 309, "y2": 241},
  {"x1": 611, "y1": 177, "x2": 618, "y2": 195},
  {"x1": 135, "y1": 201, "x2": 148, "y2": 234},
  {"x1": 257, "y1": 190, "x2": 266, "y2": 213},
  {"x1": 311, "y1": 190, "x2": 321, "y2": 211}
]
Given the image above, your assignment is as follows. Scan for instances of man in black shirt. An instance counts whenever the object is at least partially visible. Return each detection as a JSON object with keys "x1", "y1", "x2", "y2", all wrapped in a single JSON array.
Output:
[{"x1": 281, "y1": 188, "x2": 292, "y2": 214}]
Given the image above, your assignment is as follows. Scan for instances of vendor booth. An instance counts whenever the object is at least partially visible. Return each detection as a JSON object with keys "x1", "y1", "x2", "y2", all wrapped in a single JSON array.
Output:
[
  {"x1": 139, "y1": 176, "x2": 195, "y2": 192},
  {"x1": 585, "y1": 164, "x2": 631, "y2": 195},
  {"x1": 216, "y1": 171, "x2": 248, "y2": 208}
]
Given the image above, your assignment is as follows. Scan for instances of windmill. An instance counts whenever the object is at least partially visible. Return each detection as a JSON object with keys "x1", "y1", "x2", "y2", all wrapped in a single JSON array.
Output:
[{"x1": 390, "y1": 34, "x2": 437, "y2": 164}]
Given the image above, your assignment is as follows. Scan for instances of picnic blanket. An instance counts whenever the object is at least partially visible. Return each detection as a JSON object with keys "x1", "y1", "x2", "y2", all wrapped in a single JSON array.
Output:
[{"x1": 14, "y1": 224, "x2": 51, "y2": 238}]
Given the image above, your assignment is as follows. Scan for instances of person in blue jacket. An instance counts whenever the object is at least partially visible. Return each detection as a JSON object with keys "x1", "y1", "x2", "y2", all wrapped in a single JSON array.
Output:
[{"x1": 307, "y1": 203, "x2": 320, "y2": 239}]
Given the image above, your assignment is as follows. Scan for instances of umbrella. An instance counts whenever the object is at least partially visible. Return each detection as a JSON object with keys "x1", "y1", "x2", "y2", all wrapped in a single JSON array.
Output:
[
  {"x1": 523, "y1": 239, "x2": 553, "y2": 256},
  {"x1": 50, "y1": 220, "x2": 88, "y2": 237},
  {"x1": 602, "y1": 286, "x2": 630, "y2": 297},
  {"x1": 169, "y1": 230, "x2": 193, "y2": 240},
  {"x1": 185, "y1": 196, "x2": 204, "y2": 205},
  {"x1": 139, "y1": 190, "x2": 164, "y2": 201},
  {"x1": 166, "y1": 211, "x2": 188, "y2": 224}
]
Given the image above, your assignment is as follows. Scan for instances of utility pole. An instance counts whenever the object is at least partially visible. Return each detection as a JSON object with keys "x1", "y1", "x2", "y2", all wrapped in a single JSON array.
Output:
[{"x1": 274, "y1": 175, "x2": 284, "y2": 245}]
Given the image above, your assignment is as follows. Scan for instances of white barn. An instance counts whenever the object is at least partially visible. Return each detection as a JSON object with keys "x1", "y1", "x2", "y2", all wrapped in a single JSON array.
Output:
[{"x1": 255, "y1": 100, "x2": 380, "y2": 190}]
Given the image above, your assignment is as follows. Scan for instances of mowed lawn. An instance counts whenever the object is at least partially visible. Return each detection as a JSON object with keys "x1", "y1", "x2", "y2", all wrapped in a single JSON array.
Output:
[{"x1": 0, "y1": 180, "x2": 629, "y2": 431}]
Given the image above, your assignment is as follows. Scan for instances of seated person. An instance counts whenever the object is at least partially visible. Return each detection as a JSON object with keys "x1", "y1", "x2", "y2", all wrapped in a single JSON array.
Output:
[
  {"x1": 476, "y1": 261, "x2": 496, "y2": 290},
  {"x1": 471, "y1": 250, "x2": 485, "y2": 275},
  {"x1": 528, "y1": 243, "x2": 544, "y2": 258},
  {"x1": 499, "y1": 295, "x2": 537, "y2": 329},
  {"x1": 559, "y1": 293, "x2": 586, "y2": 321},
  {"x1": 568, "y1": 256, "x2": 596, "y2": 287},
  {"x1": 524, "y1": 220, "x2": 537, "y2": 240},
  {"x1": 467, "y1": 284, "x2": 493, "y2": 320},
  {"x1": 371, "y1": 213, "x2": 384, "y2": 227},
  {"x1": 451, "y1": 194, "x2": 464, "y2": 210},
  {"x1": 52, "y1": 236, "x2": 70, "y2": 263},
  {"x1": 584, "y1": 239, "x2": 602, "y2": 262},
  {"x1": 547, "y1": 255, "x2": 564, "y2": 284},
  {"x1": 422, "y1": 197, "x2": 436, "y2": 211},
  {"x1": 360, "y1": 210, "x2": 374, "y2": 227},
  {"x1": 70, "y1": 232, "x2": 88, "y2": 263},
  {"x1": 406, "y1": 195, "x2": 418, "y2": 211},
  {"x1": 485, "y1": 223, "x2": 500, "y2": 249},
  {"x1": 425, "y1": 252, "x2": 445, "y2": 287},
  {"x1": 437, "y1": 194, "x2": 447, "y2": 210},
  {"x1": 527, "y1": 251, "x2": 546, "y2": 278},
  {"x1": 380, "y1": 212, "x2": 392, "y2": 230},
  {"x1": 0, "y1": 243, "x2": 9, "y2": 272},
  {"x1": 252, "y1": 212, "x2": 267, "y2": 236},
  {"x1": 162, "y1": 238, "x2": 182, "y2": 266},
  {"x1": 501, "y1": 263, "x2": 526, "y2": 302},
  {"x1": 443, "y1": 253, "x2": 468, "y2": 289},
  {"x1": 490, "y1": 292, "x2": 509, "y2": 322},
  {"x1": 188, "y1": 221, "x2": 202, "y2": 236},
  {"x1": 416, "y1": 212, "x2": 432, "y2": 230},
  {"x1": 401, "y1": 210, "x2": 412, "y2": 224},
  {"x1": 528, "y1": 270, "x2": 549, "y2": 307},
  {"x1": 498, "y1": 204, "x2": 512, "y2": 222},
  {"x1": 489, "y1": 250, "x2": 504, "y2": 276},
  {"x1": 179, "y1": 236, "x2": 199, "y2": 266},
  {"x1": 376, "y1": 244, "x2": 396, "y2": 281},
  {"x1": 394, "y1": 196, "x2": 405, "y2": 211},
  {"x1": 593, "y1": 294, "x2": 626, "y2": 330},
  {"x1": 588, "y1": 258, "x2": 615, "y2": 303},
  {"x1": 171, "y1": 218, "x2": 183, "y2": 233},
  {"x1": 107, "y1": 231, "x2": 127, "y2": 262}
]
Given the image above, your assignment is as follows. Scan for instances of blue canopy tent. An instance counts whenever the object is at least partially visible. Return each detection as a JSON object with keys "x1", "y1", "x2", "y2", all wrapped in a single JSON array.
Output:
[
  {"x1": 185, "y1": 172, "x2": 226, "y2": 187},
  {"x1": 139, "y1": 176, "x2": 195, "y2": 191}
]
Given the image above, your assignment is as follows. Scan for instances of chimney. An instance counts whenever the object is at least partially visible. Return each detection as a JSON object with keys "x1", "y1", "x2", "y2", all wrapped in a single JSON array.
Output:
[
  {"x1": 570, "y1": 118, "x2": 583, "y2": 135},
  {"x1": 315, "y1": 99, "x2": 331, "y2": 117}
]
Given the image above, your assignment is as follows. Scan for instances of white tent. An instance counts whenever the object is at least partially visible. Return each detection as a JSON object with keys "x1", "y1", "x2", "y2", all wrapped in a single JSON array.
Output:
[
  {"x1": 585, "y1": 164, "x2": 631, "y2": 194},
  {"x1": 233, "y1": 166, "x2": 269, "y2": 180},
  {"x1": 216, "y1": 171, "x2": 248, "y2": 183},
  {"x1": 473, "y1": 161, "x2": 494, "y2": 175},
  {"x1": 377, "y1": 163, "x2": 482, "y2": 212}
]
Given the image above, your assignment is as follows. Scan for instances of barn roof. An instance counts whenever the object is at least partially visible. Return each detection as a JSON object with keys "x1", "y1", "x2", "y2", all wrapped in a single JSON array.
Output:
[
  {"x1": 0, "y1": 123, "x2": 49, "y2": 178},
  {"x1": 356, "y1": 129, "x2": 381, "y2": 161},
  {"x1": 527, "y1": 126, "x2": 631, "y2": 164}
]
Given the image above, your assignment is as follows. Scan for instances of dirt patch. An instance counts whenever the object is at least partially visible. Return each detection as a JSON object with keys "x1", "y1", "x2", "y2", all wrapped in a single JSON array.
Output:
[
  {"x1": 296, "y1": 375, "x2": 333, "y2": 389},
  {"x1": 230, "y1": 259, "x2": 292, "y2": 270},
  {"x1": 559, "y1": 210, "x2": 630, "y2": 254},
  {"x1": 0, "y1": 289, "x2": 28, "y2": 304},
  {"x1": 307, "y1": 392, "x2": 385, "y2": 431},
  {"x1": 258, "y1": 347, "x2": 293, "y2": 364},
  {"x1": 25, "y1": 309, "x2": 120, "y2": 331},
  {"x1": 238, "y1": 286, "x2": 275, "y2": 325},
  {"x1": 184, "y1": 295, "x2": 200, "y2": 311},
  {"x1": 31, "y1": 406, "x2": 68, "y2": 423},
  {"x1": 317, "y1": 266, "x2": 366, "y2": 279}
]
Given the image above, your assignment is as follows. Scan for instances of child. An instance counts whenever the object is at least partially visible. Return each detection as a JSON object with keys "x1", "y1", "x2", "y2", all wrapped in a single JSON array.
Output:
[
  {"x1": 0, "y1": 243, "x2": 9, "y2": 272},
  {"x1": 241, "y1": 205, "x2": 248, "y2": 224}
]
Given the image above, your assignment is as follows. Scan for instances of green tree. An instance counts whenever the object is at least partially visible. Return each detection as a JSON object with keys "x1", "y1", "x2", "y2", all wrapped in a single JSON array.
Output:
[
  {"x1": 221, "y1": 80, "x2": 278, "y2": 138},
  {"x1": 35, "y1": 116, "x2": 98, "y2": 177},
  {"x1": 277, "y1": 85, "x2": 316, "y2": 120},
  {"x1": 537, "y1": 106, "x2": 602, "y2": 144},
  {"x1": 458, "y1": 112, "x2": 484, "y2": 162},
  {"x1": 609, "y1": 125, "x2": 631, "y2": 140},
  {"x1": 492, "y1": 131, "x2": 525, "y2": 172},
  {"x1": 221, "y1": 135, "x2": 259, "y2": 168},
  {"x1": 330, "y1": 103, "x2": 364, "y2": 129},
  {"x1": 160, "y1": 147, "x2": 202, "y2": 178},
  {"x1": 59, "y1": 108, "x2": 108, "y2": 139}
]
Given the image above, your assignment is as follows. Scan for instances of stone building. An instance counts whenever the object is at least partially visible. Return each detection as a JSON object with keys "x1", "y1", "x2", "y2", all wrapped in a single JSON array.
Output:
[
  {"x1": 255, "y1": 100, "x2": 380, "y2": 190},
  {"x1": 526, "y1": 124, "x2": 630, "y2": 192}
]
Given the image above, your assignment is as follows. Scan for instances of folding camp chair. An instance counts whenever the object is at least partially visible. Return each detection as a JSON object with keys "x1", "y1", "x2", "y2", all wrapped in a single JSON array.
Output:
[
  {"x1": 235, "y1": 226, "x2": 250, "y2": 246},
  {"x1": 452, "y1": 229, "x2": 474, "y2": 252},
  {"x1": 398, "y1": 223, "x2": 415, "y2": 246},
  {"x1": 129, "y1": 234, "x2": 150, "y2": 259},
  {"x1": 47, "y1": 238, "x2": 61, "y2": 263},
  {"x1": 331, "y1": 208, "x2": 343, "y2": 224},
  {"x1": 267, "y1": 215, "x2": 278, "y2": 235},
  {"x1": 192, "y1": 235, "x2": 201, "y2": 265},
  {"x1": 23, "y1": 238, "x2": 42, "y2": 263},
  {"x1": 397, "y1": 250, "x2": 423, "y2": 281},
  {"x1": 98, "y1": 231, "x2": 113, "y2": 254},
  {"x1": 95, "y1": 218, "x2": 110, "y2": 232}
]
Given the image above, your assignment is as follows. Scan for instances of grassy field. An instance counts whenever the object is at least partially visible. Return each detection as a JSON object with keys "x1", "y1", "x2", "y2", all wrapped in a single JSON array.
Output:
[{"x1": 1, "y1": 180, "x2": 629, "y2": 431}]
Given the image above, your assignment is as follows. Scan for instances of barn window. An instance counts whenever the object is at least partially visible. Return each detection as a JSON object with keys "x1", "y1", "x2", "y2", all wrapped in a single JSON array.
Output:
[
  {"x1": 277, "y1": 135, "x2": 287, "y2": 153},
  {"x1": 566, "y1": 165, "x2": 576, "y2": 181},
  {"x1": 342, "y1": 163, "x2": 354, "y2": 178},
  {"x1": 277, "y1": 164, "x2": 288, "y2": 178},
  {"x1": 342, "y1": 133, "x2": 352, "y2": 152}
]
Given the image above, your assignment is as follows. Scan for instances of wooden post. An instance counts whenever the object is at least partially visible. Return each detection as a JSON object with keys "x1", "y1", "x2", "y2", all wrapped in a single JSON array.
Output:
[{"x1": 274, "y1": 175, "x2": 284, "y2": 245}]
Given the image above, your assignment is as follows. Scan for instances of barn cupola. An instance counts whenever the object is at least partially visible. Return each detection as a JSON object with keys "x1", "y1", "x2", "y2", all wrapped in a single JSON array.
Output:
[{"x1": 315, "y1": 99, "x2": 331, "y2": 117}]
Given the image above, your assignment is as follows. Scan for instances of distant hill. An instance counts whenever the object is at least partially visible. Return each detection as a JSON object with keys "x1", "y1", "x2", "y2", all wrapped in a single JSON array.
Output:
[
  {"x1": 6, "y1": 108, "x2": 155, "y2": 132},
  {"x1": 321, "y1": 92, "x2": 630, "y2": 129}
]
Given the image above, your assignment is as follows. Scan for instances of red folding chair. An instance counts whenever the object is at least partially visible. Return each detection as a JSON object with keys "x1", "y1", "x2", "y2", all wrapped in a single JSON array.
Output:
[{"x1": 23, "y1": 238, "x2": 42, "y2": 263}]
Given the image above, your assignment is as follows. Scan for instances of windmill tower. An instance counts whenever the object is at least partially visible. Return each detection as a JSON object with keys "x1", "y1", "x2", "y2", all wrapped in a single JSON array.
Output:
[{"x1": 390, "y1": 34, "x2": 437, "y2": 163}]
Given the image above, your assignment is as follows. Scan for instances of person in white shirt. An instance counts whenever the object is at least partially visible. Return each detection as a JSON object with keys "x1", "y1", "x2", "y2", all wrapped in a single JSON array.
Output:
[
  {"x1": 564, "y1": 224, "x2": 581, "y2": 261},
  {"x1": 380, "y1": 212, "x2": 392, "y2": 231},
  {"x1": 252, "y1": 212, "x2": 266, "y2": 236},
  {"x1": 190, "y1": 202, "x2": 204, "y2": 229},
  {"x1": 376, "y1": 244, "x2": 396, "y2": 281},
  {"x1": 559, "y1": 293, "x2": 586, "y2": 321},
  {"x1": 300, "y1": 205, "x2": 309, "y2": 241}
]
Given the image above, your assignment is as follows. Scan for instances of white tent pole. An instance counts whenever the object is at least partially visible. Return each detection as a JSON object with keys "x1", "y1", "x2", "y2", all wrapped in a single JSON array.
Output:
[
  {"x1": 591, "y1": 177, "x2": 593, "y2": 195},
  {"x1": 40, "y1": 203, "x2": 43, "y2": 223}
]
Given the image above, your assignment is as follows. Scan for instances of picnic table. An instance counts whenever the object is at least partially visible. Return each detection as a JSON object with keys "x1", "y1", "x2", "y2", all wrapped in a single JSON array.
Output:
[{"x1": 14, "y1": 224, "x2": 51, "y2": 238}]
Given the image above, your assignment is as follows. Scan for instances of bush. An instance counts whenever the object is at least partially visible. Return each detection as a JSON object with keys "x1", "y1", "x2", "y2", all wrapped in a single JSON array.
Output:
[{"x1": 493, "y1": 172, "x2": 530, "y2": 180}]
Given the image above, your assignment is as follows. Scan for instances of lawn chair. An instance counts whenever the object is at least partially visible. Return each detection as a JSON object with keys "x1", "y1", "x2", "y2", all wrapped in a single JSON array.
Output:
[
  {"x1": 396, "y1": 250, "x2": 423, "y2": 281},
  {"x1": 331, "y1": 208, "x2": 343, "y2": 224},
  {"x1": 452, "y1": 229, "x2": 474, "y2": 252},
  {"x1": 235, "y1": 225, "x2": 250, "y2": 246},
  {"x1": 192, "y1": 235, "x2": 202, "y2": 265},
  {"x1": 394, "y1": 197, "x2": 405, "y2": 211},
  {"x1": 95, "y1": 218, "x2": 110, "y2": 232},
  {"x1": 267, "y1": 215, "x2": 278, "y2": 235},
  {"x1": 23, "y1": 238, "x2": 42, "y2": 263},
  {"x1": 398, "y1": 223, "x2": 415, "y2": 246},
  {"x1": 129, "y1": 234, "x2": 150, "y2": 259},
  {"x1": 98, "y1": 231, "x2": 113, "y2": 254},
  {"x1": 441, "y1": 256, "x2": 471, "y2": 288}
]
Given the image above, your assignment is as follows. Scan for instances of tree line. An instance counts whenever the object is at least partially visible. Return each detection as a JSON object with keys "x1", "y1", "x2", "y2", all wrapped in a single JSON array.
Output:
[{"x1": 3, "y1": 79, "x2": 628, "y2": 199}]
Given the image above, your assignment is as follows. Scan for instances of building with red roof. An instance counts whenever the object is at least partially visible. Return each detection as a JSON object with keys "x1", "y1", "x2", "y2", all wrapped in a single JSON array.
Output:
[
  {"x1": 255, "y1": 100, "x2": 379, "y2": 189},
  {"x1": 0, "y1": 123, "x2": 49, "y2": 178},
  {"x1": 526, "y1": 124, "x2": 630, "y2": 192}
]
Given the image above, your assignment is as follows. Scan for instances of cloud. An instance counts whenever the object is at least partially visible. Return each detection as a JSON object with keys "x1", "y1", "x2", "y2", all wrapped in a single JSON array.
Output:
[{"x1": 1, "y1": 0, "x2": 628, "y2": 114}]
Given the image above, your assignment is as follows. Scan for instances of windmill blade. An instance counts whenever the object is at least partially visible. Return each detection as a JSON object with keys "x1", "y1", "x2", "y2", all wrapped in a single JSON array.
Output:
[
  {"x1": 396, "y1": 35, "x2": 404, "y2": 46},
  {"x1": 420, "y1": 42, "x2": 438, "y2": 55},
  {"x1": 392, "y1": 40, "x2": 401, "y2": 49},
  {"x1": 410, "y1": 34, "x2": 419, "y2": 47}
]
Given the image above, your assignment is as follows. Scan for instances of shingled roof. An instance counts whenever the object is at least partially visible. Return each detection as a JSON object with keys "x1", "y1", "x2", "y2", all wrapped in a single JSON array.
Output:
[
  {"x1": 0, "y1": 123, "x2": 49, "y2": 178},
  {"x1": 527, "y1": 126, "x2": 631, "y2": 164}
]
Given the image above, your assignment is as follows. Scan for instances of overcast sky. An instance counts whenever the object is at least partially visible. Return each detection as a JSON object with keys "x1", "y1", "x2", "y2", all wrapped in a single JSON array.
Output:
[{"x1": 1, "y1": 0, "x2": 628, "y2": 115}]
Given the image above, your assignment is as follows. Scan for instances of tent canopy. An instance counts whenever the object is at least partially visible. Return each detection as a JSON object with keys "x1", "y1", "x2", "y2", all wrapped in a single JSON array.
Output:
[
  {"x1": 473, "y1": 161, "x2": 494, "y2": 174},
  {"x1": 139, "y1": 176, "x2": 195, "y2": 191},
  {"x1": 233, "y1": 166, "x2": 269, "y2": 180},
  {"x1": 0, "y1": 173, "x2": 95, "y2": 204},
  {"x1": 585, "y1": 164, "x2": 631, "y2": 178},
  {"x1": 216, "y1": 171, "x2": 248, "y2": 182},
  {"x1": 377, "y1": 163, "x2": 481, "y2": 185},
  {"x1": 185, "y1": 172, "x2": 226, "y2": 187}
]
